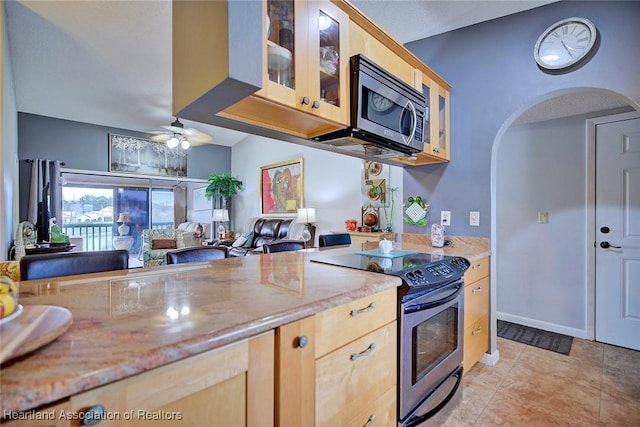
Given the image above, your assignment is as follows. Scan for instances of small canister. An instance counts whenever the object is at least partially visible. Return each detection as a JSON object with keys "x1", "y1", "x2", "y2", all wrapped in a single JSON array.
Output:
[{"x1": 431, "y1": 223, "x2": 445, "y2": 248}]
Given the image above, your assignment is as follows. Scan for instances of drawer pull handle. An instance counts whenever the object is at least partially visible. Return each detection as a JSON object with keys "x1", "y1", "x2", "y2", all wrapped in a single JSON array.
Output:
[
  {"x1": 472, "y1": 326, "x2": 483, "y2": 336},
  {"x1": 351, "y1": 343, "x2": 376, "y2": 361},
  {"x1": 351, "y1": 302, "x2": 376, "y2": 316},
  {"x1": 81, "y1": 404, "x2": 106, "y2": 426},
  {"x1": 472, "y1": 286, "x2": 483, "y2": 293},
  {"x1": 472, "y1": 263, "x2": 482, "y2": 270},
  {"x1": 364, "y1": 414, "x2": 376, "y2": 427}
]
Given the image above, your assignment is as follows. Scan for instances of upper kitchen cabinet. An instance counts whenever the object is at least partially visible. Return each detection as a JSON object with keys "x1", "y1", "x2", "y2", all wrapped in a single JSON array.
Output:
[
  {"x1": 173, "y1": 0, "x2": 349, "y2": 140},
  {"x1": 256, "y1": 0, "x2": 350, "y2": 128}
]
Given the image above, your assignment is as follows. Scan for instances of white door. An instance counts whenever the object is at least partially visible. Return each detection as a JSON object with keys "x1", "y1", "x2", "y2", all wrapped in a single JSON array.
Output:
[{"x1": 595, "y1": 115, "x2": 640, "y2": 351}]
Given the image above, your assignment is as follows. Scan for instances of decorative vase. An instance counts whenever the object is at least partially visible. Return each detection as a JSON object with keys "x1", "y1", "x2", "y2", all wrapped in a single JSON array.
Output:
[{"x1": 117, "y1": 223, "x2": 130, "y2": 236}]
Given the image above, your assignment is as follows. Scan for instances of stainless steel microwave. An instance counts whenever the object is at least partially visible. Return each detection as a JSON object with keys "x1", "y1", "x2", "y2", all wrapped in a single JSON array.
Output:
[{"x1": 314, "y1": 55, "x2": 426, "y2": 158}]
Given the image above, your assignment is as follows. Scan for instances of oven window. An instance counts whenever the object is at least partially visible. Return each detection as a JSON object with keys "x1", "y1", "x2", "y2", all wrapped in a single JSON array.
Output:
[
  {"x1": 361, "y1": 87, "x2": 412, "y2": 136},
  {"x1": 412, "y1": 305, "x2": 458, "y2": 384}
]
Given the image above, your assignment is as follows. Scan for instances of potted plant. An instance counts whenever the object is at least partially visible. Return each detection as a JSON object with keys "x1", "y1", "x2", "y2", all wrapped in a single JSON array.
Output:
[
  {"x1": 205, "y1": 173, "x2": 243, "y2": 204},
  {"x1": 205, "y1": 173, "x2": 243, "y2": 233}
]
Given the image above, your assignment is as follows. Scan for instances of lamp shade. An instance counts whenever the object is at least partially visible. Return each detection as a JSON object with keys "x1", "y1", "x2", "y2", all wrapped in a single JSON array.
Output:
[
  {"x1": 212, "y1": 209, "x2": 230, "y2": 222},
  {"x1": 296, "y1": 208, "x2": 317, "y2": 224},
  {"x1": 116, "y1": 212, "x2": 130, "y2": 223}
]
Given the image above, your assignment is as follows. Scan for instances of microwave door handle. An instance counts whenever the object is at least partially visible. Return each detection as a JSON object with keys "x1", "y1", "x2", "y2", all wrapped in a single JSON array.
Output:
[{"x1": 403, "y1": 100, "x2": 417, "y2": 144}]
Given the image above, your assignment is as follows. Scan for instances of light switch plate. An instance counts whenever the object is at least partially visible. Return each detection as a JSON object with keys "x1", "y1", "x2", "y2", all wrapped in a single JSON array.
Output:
[
  {"x1": 538, "y1": 211, "x2": 549, "y2": 224},
  {"x1": 470, "y1": 211, "x2": 480, "y2": 226}
]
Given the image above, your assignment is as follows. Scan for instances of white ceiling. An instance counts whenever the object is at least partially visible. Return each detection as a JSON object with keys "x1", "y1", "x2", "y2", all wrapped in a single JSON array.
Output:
[{"x1": 5, "y1": 1, "x2": 629, "y2": 148}]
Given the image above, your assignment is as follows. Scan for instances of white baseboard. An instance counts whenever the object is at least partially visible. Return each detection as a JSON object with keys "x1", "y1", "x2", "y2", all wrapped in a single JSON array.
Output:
[
  {"x1": 497, "y1": 312, "x2": 588, "y2": 339},
  {"x1": 479, "y1": 350, "x2": 500, "y2": 367}
]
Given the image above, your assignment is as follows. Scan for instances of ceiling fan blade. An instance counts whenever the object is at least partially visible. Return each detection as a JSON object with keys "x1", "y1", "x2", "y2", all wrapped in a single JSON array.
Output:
[
  {"x1": 183, "y1": 128, "x2": 213, "y2": 143},
  {"x1": 162, "y1": 125, "x2": 189, "y2": 135},
  {"x1": 149, "y1": 133, "x2": 171, "y2": 142}
]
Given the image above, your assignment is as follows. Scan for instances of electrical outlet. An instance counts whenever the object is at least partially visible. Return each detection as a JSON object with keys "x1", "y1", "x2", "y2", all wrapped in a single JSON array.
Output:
[
  {"x1": 538, "y1": 211, "x2": 549, "y2": 224},
  {"x1": 470, "y1": 211, "x2": 480, "y2": 226},
  {"x1": 441, "y1": 211, "x2": 451, "y2": 226}
]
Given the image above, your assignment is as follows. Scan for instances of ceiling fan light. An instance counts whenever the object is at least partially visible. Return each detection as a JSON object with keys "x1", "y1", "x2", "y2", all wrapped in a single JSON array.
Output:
[
  {"x1": 180, "y1": 137, "x2": 190, "y2": 149},
  {"x1": 167, "y1": 136, "x2": 179, "y2": 148}
]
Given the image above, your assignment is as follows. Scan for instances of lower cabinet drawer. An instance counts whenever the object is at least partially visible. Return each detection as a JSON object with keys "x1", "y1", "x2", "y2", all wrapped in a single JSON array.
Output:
[
  {"x1": 315, "y1": 288, "x2": 397, "y2": 358},
  {"x1": 315, "y1": 322, "x2": 397, "y2": 427},
  {"x1": 463, "y1": 316, "x2": 489, "y2": 370},
  {"x1": 464, "y1": 276, "x2": 489, "y2": 327},
  {"x1": 345, "y1": 386, "x2": 397, "y2": 427}
]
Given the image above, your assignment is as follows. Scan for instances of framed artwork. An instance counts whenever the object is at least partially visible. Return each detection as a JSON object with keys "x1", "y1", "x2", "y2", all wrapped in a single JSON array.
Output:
[
  {"x1": 260, "y1": 157, "x2": 304, "y2": 215},
  {"x1": 193, "y1": 187, "x2": 209, "y2": 211},
  {"x1": 108, "y1": 133, "x2": 187, "y2": 177}
]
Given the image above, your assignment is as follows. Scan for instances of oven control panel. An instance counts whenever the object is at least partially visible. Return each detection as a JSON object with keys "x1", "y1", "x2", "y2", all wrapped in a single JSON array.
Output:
[{"x1": 399, "y1": 256, "x2": 470, "y2": 288}]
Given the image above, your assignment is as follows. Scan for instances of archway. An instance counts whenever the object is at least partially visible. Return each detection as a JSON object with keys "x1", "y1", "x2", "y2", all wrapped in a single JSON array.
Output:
[{"x1": 487, "y1": 88, "x2": 638, "y2": 359}]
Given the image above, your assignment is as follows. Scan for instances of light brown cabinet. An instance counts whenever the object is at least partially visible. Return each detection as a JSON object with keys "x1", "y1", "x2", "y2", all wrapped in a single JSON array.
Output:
[
  {"x1": 219, "y1": 0, "x2": 350, "y2": 139},
  {"x1": 276, "y1": 288, "x2": 397, "y2": 427},
  {"x1": 463, "y1": 257, "x2": 490, "y2": 370},
  {"x1": 63, "y1": 332, "x2": 273, "y2": 427}
]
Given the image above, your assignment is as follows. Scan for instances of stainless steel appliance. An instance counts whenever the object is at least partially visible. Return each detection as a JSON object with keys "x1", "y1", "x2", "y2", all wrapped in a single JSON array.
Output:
[
  {"x1": 313, "y1": 54, "x2": 426, "y2": 159},
  {"x1": 310, "y1": 252, "x2": 469, "y2": 426}
]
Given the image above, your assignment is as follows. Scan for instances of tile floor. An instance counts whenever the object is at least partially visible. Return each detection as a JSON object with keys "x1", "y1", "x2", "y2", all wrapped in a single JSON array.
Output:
[{"x1": 430, "y1": 337, "x2": 640, "y2": 426}]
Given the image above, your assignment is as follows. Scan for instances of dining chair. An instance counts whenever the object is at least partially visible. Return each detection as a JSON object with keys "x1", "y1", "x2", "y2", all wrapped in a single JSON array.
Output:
[
  {"x1": 20, "y1": 250, "x2": 129, "y2": 280},
  {"x1": 318, "y1": 233, "x2": 352, "y2": 247},
  {"x1": 262, "y1": 240, "x2": 307, "y2": 254},
  {"x1": 166, "y1": 246, "x2": 228, "y2": 264}
]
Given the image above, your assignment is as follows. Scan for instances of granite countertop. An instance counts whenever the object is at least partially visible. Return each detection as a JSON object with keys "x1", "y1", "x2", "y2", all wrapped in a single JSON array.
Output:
[{"x1": 0, "y1": 237, "x2": 489, "y2": 414}]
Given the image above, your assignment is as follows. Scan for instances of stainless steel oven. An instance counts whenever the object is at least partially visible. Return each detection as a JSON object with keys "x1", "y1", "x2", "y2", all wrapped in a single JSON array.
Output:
[
  {"x1": 398, "y1": 279, "x2": 464, "y2": 426},
  {"x1": 310, "y1": 252, "x2": 469, "y2": 426}
]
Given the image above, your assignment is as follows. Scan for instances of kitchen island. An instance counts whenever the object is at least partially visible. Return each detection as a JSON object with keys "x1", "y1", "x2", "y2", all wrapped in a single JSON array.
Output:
[{"x1": 0, "y1": 238, "x2": 490, "y2": 425}]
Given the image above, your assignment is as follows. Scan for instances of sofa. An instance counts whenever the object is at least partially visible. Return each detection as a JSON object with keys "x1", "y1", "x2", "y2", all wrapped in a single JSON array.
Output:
[
  {"x1": 218, "y1": 218, "x2": 295, "y2": 257},
  {"x1": 142, "y1": 222, "x2": 211, "y2": 267}
]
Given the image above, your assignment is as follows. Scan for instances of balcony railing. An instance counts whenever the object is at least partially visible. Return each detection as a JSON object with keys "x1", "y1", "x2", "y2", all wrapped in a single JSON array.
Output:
[{"x1": 63, "y1": 221, "x2": 173, "y2": 252}]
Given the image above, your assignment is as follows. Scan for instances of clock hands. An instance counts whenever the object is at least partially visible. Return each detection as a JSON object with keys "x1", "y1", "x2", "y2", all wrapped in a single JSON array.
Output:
[{"x1": 560, "y1": 40, "x2": 575, "y2": 58}]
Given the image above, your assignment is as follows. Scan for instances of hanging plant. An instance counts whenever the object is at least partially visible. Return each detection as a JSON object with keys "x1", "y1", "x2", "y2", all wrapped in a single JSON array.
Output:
[{"x1": 403, "y1": 195, "x2": 430, "y2": 226}]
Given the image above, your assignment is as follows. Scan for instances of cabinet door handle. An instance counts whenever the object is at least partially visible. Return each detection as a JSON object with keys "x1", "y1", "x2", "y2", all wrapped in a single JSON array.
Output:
[
  {"x1": 472, "y1": 326, "x2": 483, "y2": 336},
  {"x1": 297, "y1": 335, "x2": 308, "y2": 348},
  {"x1": 472, "y1": 263, "x2": 482, "y2": 270},
  {"x1": 351, "y1": 302, "x2": 376, "y2": 317},
  {"x1": 350, "y1": 343, "x2": 376, "y2": 361},
  {"x1": 312, "y1": 100, "x2": 320, "y2": 109},
  {"x1": 81, "y1": 404, "x2": 106, "y2": 426},
  {"x1": 364, "y1": 414, "x2": 376, "y2": 427},
  {"x1": 301, "y1": 96, "x2": 310, "y2": 105},
  {"x1": 472, "y1": 286, "x2": 483, "y2": 293}
]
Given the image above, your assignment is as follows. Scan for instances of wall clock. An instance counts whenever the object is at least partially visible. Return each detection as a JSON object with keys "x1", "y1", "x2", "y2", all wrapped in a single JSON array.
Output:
[{"x1": 534, "y1": 17, "x2": 598, "y2": 73}]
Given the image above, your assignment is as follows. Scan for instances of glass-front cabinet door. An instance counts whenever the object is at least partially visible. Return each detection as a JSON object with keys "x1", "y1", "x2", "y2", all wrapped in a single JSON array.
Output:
[
  {"x1": 260, "y1": 0, "x2": 348, "y2": 126},
  {"x1": 305, "y1": 1, "x2": 349, "y2": 125},
  {"x1": 436, "y1": 86, "x2": 450, "y2": 160}
]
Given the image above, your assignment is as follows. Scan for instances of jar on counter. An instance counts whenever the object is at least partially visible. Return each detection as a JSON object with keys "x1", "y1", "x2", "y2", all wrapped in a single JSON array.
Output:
[{"x1": 345, "y1": 219, "x2": 357, "y2": 231}]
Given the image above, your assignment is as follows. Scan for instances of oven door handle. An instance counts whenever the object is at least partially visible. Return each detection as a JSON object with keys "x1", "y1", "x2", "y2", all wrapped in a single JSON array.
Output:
[
  {"x1": 402, "y1": 366, "x2": 463, "y2": 427},
  {"x1": 403, "y1": 284, "x2": 463, "y2": 314}
]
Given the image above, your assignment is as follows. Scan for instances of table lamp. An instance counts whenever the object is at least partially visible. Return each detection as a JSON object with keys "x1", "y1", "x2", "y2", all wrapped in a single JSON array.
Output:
[
  {"x1": 296, "y1": 208, "x2": 317, "y2": 247},
  {"x1": 116, "y1": 212, "x2": 130, "y2": 236},
  {"x1": 212, "y1": 209, "x2": 230, "y2": 239}
]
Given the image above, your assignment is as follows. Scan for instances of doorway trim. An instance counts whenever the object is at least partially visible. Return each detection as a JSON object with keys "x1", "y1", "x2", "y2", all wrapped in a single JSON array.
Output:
[{"x1": 586, "y1": 110, "x2": 640, "y2": 341}]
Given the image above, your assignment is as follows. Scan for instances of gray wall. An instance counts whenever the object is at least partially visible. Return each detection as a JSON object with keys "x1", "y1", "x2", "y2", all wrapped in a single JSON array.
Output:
[
  {"x1": 17, "y1": 112, "x2": 232, "y2": 221},
  {"x1": 403, "y1": 0, "x2": 640, "y2": 237}
]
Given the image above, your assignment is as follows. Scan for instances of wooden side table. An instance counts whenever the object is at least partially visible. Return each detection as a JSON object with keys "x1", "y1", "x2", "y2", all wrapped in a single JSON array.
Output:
[{"x1": 337, "y1": 231, "x2": 396, "y2": 244}]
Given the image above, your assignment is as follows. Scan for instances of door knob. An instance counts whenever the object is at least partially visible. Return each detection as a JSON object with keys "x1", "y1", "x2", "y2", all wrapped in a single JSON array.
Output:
[
  {"x1": 301, "y1": 96, "x2": 310, "y2": 105},
  {"x1": 600, "y1": 241, "x2": 622, "y2": 249},
  {"x1": 312, "y1": 100, "x2": 320, "y2": 109},
  {"x1": 600, "y1": 226, "x2": 610, "y2": 234}
]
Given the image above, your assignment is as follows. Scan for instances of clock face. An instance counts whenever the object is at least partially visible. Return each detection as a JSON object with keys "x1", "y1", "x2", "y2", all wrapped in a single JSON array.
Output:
[
  {"x1": 534, "y1": 17, "x2": 597, "y2": 71},
  {"x1": 369, "y1": 92, "x2": 395, "y2": 113}
]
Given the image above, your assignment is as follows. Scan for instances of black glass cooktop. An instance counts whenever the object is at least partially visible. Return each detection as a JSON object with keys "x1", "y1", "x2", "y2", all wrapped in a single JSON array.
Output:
[{"x1": 310, "y1": 252, "x2": 470, "y2": 289}]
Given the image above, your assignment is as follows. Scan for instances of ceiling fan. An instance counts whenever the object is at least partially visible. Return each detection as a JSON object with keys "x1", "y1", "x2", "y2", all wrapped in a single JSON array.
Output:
[{"x1": 149, "y1": 117, "x2": 213, "y2": 149}]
